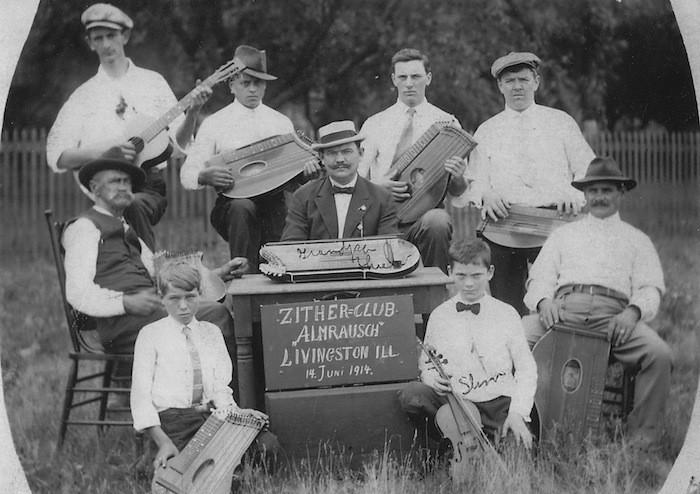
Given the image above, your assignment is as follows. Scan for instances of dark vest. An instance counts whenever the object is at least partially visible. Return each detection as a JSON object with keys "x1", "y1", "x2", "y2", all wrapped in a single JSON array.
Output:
[{"x1": 77, "y1": 208, "x2": 154, "y2": 294}]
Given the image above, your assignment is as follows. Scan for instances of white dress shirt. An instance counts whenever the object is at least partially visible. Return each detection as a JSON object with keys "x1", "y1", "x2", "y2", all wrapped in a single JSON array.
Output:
[
  {"x1": 130, "y1": 315, "x2": 235, "y2": 432},
  {"x1": 524, "y1": 213, "x2": 665, "y2": 321},
  {"x1": 358, "y1": 99, "x2": 469, "y2": 207},
  {"x1": 180, "y1": 99, "x2": 295, "y2": 190},
  {"x1": 46, "y1": 59, "x2": 186, "y2": 197},
  {"x1": 62, "y1": 206, "x2": 154, "y2": 318},
  {"x1": 468, "y1": 103, "x2": 595, "y2": 207},
  {"x1": 420, "y1": 294, "x2": 537, "y2": 419},
  {"x1": 328, "y1": 175, "x2": 358, "y2": 238}
]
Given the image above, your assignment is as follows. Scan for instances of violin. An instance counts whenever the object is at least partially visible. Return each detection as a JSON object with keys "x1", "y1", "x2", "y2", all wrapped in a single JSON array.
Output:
[{"x1": 417, "y1": 338, "x2": 503, "y2": 479}]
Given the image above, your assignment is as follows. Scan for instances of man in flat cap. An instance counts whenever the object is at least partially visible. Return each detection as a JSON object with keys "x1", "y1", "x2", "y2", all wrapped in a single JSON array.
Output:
[
  {"x1": 181, "y1": 45, "x2": 322, "y2": 272},
  {"x1": 467, "y1": 52, "x2": 596, "y2": 315},
  {"x1": 282, "y1": 121, "x2": 399, "y2": 241},
  {"x1": 47, "y1": 3, "x2": 211, "y2": 251},
  {"x1": 522, "y1": 157, "x2": 672, "y2": 449},
  {"x1": 358, "y1": 48, "x2": 472, "y2": 274},
  {"x1": 62, "y1": 149, "x2": 246, "y2": 378}
]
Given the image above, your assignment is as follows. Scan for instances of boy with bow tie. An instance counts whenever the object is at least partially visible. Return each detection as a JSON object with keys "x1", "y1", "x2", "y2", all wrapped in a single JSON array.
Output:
[
  {"x1": 398, "y1": 239, "x2": 537, "y2": 449},
  {"x1": 281, "y1": 121, "x2": 399, "y2": 241}
]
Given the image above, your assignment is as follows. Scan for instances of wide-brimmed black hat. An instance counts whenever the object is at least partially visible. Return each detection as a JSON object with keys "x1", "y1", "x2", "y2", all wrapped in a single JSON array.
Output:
[
  {"x1": 234, "y1": 45, "x2": 277, "y2": 81},
  {"x1": 78, "y1": 147, "x2": 146, "y2": 191},
  {"x1": 572, "y1": 156, "x2": 637, "y2": 191}
]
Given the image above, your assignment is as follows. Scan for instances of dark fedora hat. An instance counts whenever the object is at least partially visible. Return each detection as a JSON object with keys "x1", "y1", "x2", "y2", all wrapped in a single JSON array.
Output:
[
  {"x1": 78, "y1": 147, "x2": 146, "y2": 191},
  {"x1": 572, "y1": 156, "x2": 637, "y2": 191},
  {"x1": 234, "y1": 45, "x2": 277, "y2": 81}
]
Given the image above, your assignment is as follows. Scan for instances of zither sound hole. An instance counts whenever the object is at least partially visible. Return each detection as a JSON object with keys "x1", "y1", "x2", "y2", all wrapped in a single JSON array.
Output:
[{"x1": 240, "y1": 160, "x2": 267, "y2": 176}]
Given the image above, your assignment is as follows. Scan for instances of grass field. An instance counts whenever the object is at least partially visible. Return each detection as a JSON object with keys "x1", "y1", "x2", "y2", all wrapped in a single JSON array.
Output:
[{"x1": 1, "y1": 231, "x2": 698, "y2": 493}]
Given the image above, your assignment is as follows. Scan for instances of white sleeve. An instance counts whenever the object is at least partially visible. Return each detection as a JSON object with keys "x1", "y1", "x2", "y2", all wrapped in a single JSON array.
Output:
[
  {"x1": 507, "y1": 313, "x2": 538, "y2": 418},
  {"x1": 62, "y1": 218, "x2": 126, "y2": 317},
  {"x1": 524, "y1": 234, "x2": 562, "y2": 311},
  {"x1": 180, "y1": 119, "x2": 216, "y2": 190},
  {"x1": 46, "y1": 95, "x2": 83, "y2": 173},
  {"x1": 130, "y1": 328, "x2": 161, "y2": 431}
]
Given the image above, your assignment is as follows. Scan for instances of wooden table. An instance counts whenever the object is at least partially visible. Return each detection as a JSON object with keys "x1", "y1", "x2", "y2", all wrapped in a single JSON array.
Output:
[{"x1": 226, "y1": 267, "x2": 452, "y2": 409}]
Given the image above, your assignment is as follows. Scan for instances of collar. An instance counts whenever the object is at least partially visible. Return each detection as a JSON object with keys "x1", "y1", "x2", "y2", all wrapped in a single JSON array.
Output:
[
  {"x1": 232, "y1": 98, "x2": 263, "y2": 114},
  {"x1": 585, "y1": 211, "x2": 622, "y2": 224},
  {"x1": 329, "y1": 175, "x2": 358, "y2": 189},
  {"x1": 503, "y1": 101, "x2": 538, "y2": 118},
  {"x1": 394, "y1": 99, "x2": 428, "y2": 115},
  {"x1": 454, "y1": 293, "x2": 487, "y2": 306},
  {"x1": 167, "y1": 315, "x2": 198, "y2": 328},
  {"x1": 96, "y1": 57, "x2": 133, "y2": 80}
]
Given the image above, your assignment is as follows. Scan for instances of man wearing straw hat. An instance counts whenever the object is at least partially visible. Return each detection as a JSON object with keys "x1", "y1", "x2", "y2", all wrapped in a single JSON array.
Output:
[
  {"x1": 47, "y1": 3, "x2": 212, "y2": 251},
  {"x1": 181, "y1": 45, "x2": 322, "y2": 272},
  {"x1": 62, "y1": 149, "x2": 246, "y2": 365},
  {"x1": 522, "y1": 157, "x2": 673, "y2": 449},
  {"x1": 282, "y1": 121, "x2": 399, "y2": 240}
]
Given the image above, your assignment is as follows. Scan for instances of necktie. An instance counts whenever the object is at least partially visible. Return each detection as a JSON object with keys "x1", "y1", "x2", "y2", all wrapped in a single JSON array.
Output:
[
  {"x1": 456, "y1": 302, "x2": 481, "y2": 315},
  {"x1": 182, "y1": 326, "x2": 204, "y2": 405},
  {"x1": 332, "y1": 185, "x2": 355, "y2": 194},
  {"x1": 392, "y1": 107, "x2": 417, "y2": 164}
]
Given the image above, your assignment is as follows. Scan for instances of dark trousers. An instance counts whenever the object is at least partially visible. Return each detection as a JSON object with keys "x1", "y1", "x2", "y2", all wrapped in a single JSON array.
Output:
[
  {"x1": 485, "y1": 239, "x2": 541, "y2": 316},
  {"x1": 159, "y1": 407, "x2": 279, "y2": 455},
  {"x1": 401, "y1": 208, "x2": 453, "y2": 274},
  {"x1": 125, "y1": 169, "x2": 168, "y2": 252},
  {"x1": 398, "y1": 381, "x2": 512, "y2": 441},
  {"x1": 210, "y1": 193, "x2": 287, "y2": 270}
]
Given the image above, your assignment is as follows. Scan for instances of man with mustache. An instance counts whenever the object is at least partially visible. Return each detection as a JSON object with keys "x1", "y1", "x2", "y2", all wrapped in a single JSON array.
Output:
[
  {"x1": 467, "y1": 52, "x2": 596, "y2": 315},
  {"x1": 47, "y1": 3, "x2": 211, "y2": 251},
  {"x1": 62, "y1": 149, "x2": 244, "y2": 364},
  {"x1": 181, "y1": 45, "x2": 321, "y2": 272},
  {"x1": 282, "y1": 121, "x2": 399, "y2": 241},
  {"x1": 358, "y1": 48, "x2": 471, "y2": 274},
  {"x1": 521, "y1": 157, "x2": 672, "y2": 450}
]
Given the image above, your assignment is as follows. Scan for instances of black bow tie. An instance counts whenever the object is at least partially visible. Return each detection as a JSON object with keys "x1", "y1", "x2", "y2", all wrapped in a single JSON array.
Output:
[
  {"x1": 332, "y1": 185, "x2": 355, "y2": 194},
  {"x1": 456, "y1": 302, "x2": 480, "y2": 314}
]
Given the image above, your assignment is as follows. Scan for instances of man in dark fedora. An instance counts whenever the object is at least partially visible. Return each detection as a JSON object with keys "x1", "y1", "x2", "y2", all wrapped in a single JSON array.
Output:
[
  {"x1": 47, "y1": 3, "x2": 211, "y2": 251},
  {"x1": 62, "y1": 149, "x2": 247, "y2": 365},
  {"x1": 181, "y1": 45, "x2": 322, "y2": 271},
  {"x1": 467, "y1": 52, "x2": 596, "y2": 315},
  {"x1": 522, "y1": 156, "x2": 673, "y2": 449},
  {"x1": 282, "y1": 121, "x2": 399, "y2": 240}
]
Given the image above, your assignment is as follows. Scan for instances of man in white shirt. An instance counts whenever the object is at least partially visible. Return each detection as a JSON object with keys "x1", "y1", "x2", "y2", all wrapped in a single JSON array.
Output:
[
  {"x1": 181, "y1": 45, "x2": 321, "y2": 271},
  {"x1": 468, "y1": 52, "x2": 596, "y2": 315},
  {"x1": 522, "y1": 157, "x2": 673, "y2": 448},
  {"x1": 62, "y1": 149, "x2": 247, "y2": 360},
  {"x1": 282, "y1": 121, "x2": 399, "y2": 241},
  {"x1": 359, "y1": 48, "x2": 471, "y2": 273},
  {"x1": 46, "y1": 3, "x2": 211, "y2": 250}
]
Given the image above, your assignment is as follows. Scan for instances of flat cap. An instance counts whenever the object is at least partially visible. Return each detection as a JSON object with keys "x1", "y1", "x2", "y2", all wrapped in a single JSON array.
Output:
[
  {"x1": 81, "y1": 3, "x2": 133, "y2": 31},
  {"x1": 491, "y1": 52, "x2": 541, "y2": 79}
]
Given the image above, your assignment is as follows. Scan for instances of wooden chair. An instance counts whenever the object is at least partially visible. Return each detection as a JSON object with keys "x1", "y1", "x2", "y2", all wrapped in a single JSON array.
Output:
[{"x1": 45, "y1": 209, "x2": 135, "y2": 448}]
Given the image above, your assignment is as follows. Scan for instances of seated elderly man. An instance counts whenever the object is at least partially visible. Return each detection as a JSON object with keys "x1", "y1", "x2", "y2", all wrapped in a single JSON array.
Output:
[
  {"x1": 522, "y1": 157, "x2": 673, "y2": 449},
  {"x1": 62, "y1": 149, "x2": 246, "y2": 362}
]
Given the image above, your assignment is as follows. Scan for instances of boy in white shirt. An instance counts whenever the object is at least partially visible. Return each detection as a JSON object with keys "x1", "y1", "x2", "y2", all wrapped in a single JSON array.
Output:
[
  {"x1": 130, "y1": 260, "x2": 276, "y2": 471},
  {"x1": 398, "y1": 239, "x2": 537, "y2": 449}
]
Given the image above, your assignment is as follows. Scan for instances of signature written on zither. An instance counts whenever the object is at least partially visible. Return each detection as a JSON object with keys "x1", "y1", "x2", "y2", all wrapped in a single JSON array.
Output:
[{"x1": 295, "y1": 241, "x2": 395, "y2": 269}]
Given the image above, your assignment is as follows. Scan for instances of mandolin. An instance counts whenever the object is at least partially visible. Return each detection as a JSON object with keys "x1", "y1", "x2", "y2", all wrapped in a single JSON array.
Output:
[
  {"x1": 125, "y1": 57, "x2": 246, "y2": 170},
  {"x1": 416, "y1": 338, "x2": 502, "y2": 480}
]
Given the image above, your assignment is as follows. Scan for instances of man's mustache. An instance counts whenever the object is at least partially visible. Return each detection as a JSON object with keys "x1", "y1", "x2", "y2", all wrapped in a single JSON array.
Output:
[{"x1": 591, "y1": 200, "x2": 609, "y2": 207}]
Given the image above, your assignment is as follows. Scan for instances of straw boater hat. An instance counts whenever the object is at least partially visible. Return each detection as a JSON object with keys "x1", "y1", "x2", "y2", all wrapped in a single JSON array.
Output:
[
  {"x1": 233, "y1": 45, "x2": 277, "y2": 81},
  {"x1": 572, "y1": 156, "x2": 637, "y2": 191},
  {"x1": 312, "y1": 121, "x2": 365, "y2": 150},
  {"x1": 78, "y1": 147, "x2": 146, "y2": 192},
  {"x1": 490, "y1": 52, "x2": 541, "y2": 79},
  {"x1": 81, "y1": 3, "x2": 134, "y2": 31}
]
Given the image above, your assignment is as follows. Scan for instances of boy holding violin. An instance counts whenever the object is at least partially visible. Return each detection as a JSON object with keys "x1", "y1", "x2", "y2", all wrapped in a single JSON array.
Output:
[{"x1": 398, "y1": 239, "x2": 537, "y2": 451}]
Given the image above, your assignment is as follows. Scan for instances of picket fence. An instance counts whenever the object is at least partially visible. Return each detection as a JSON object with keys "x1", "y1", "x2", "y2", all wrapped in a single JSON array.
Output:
[{"x1": 1, "y1": 128, "x2": 698, "y2": 258}]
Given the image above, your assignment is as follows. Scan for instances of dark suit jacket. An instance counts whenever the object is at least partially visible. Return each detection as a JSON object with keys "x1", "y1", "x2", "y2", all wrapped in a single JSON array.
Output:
[{"x1": 281, "y1": 176, "x2": 400, "y2": 240}]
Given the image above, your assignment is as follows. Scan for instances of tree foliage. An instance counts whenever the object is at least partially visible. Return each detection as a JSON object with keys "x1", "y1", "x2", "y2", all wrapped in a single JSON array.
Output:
[{"x1": 4, "y1": 0, "x2": 697, "y2": 133}]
